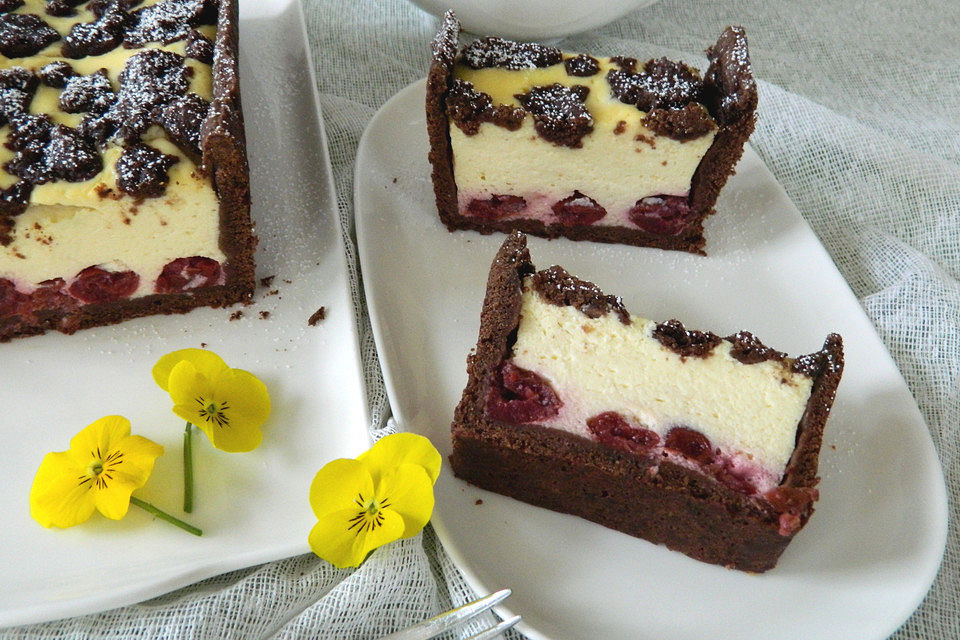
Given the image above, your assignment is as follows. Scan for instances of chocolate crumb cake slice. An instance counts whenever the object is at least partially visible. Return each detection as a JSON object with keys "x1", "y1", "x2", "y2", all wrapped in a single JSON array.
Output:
[
  {"x1": 427, "y1": 11, "x2": 757, "y2": 254},
  {"x1": 0, "y1": 0, "x2": 254, "y2": 341},
  {"x1": 451, "y1": 233, "x2": 844, "y2": 571}
]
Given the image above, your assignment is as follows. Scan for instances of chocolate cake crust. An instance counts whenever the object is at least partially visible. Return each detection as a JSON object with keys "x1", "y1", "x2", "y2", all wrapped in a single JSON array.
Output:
[{"x1": 451, "y1": 232, "x2": 844, "y2": 571}]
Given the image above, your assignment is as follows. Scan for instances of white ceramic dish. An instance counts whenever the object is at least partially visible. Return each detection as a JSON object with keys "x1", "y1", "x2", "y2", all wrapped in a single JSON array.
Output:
[
  {"x1": 407, "y1": 0, "x2": 658, "y2": 41},
  {"x1": 0, "y1": 0, "x2": 370, "y2": 628},
  {"x1": 355, "y1": 80, "x2": 948, "y2": 640}
]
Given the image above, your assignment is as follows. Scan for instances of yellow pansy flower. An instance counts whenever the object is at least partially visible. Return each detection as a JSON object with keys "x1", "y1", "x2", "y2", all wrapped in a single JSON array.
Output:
[
  {"x1": 308, "y1": 433, "x2": 441, "y2": 568},
  {"x1": 30, "y1": 416, "x2": 200, "y2": 535},
  {"x1": 153, "y1": 348, "x2": 271, "y2": 513},
  {"x1": 152, "y1": 349, "x2": 270, "y2": 453}
]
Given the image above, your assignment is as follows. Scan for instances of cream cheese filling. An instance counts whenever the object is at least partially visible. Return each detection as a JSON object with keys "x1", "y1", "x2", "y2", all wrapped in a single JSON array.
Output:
[
  {"x1": 509, "y1": 283, "x2": 814, "y2": 479},
  {"x1": 451, "y1": 58, "x2": 716, "y2": 224}
]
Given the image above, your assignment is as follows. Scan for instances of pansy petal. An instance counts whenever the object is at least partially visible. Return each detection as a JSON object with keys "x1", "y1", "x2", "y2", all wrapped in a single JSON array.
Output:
[
  {"x1": 104, "y1": 435, "x2": 164, "y2": 491},
  {"x1": 67, "y1": 416, "x2": 130, "y2": 468},
  {"x1": 376, "y1": 463, "x2": 435, "y2": 538},
  {"x1": 152, "y1": 349, "x2": 228, "y2": 391},
  {"x1": 358, "y1": 433, "x2": 442, "y2": 485},
  {"x1": 93, "y1": 483, "x2": 135, "y2": 520},
  {"x1": 309, "y1": 459, "x2": 373, "y2": 518},
  {"x1": 308, "y1": 508, "x2": 369, "y2": 568},
  {"x1": 167, "y1": 360, "x2": 214, "y2": 408},
  {"x1": 200, "y1": 368, "x2": 270, "y2": 452},
  {"x1": 352, "y1": 507, "x2": 405, "y2": 558},
  {"x1": 308, "y1": 506, "x2": 404, "y2": 569},
  {"x1": 30, "y1": 451, "x2": 97, "y2": 528}
]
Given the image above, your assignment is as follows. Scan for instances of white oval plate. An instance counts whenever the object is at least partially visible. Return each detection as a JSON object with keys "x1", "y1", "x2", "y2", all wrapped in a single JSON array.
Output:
[{"x1": 355, "y1": 79, "x2": 947, "y2": 640}]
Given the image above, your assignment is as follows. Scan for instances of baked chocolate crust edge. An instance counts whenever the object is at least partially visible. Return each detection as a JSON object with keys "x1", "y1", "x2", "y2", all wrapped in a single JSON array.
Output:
[
  {"x1": 426, "y1": 10, "x2": 460, "y2": 229},
  {"x1": 0, "y1": 0, "x2": 255, "y2": 342},
  {"x1": 689, "y1": 26, "x2": 758, "y2": 217},
  {"x1": 450, "y1": 232, "x2": 844, "y2": 571},
  {"x1": 203, "y1": 0, "x2": 256, "y2": 303}
]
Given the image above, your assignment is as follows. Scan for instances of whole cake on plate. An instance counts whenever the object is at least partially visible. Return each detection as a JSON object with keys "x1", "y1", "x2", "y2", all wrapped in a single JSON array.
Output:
[
  {"x1": 0, "y1": 0, "x2": 254, "y2": 341},
  {"x1": 427, "y1": 11, "x2": 757, "y2": 254},
  {"x1": 451, "y1": 232, "x2": 844, "y2": 571}
]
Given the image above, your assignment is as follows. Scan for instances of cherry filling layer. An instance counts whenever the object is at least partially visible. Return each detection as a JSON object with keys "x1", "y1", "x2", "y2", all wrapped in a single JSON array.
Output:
[
  {"x1": 484, "y1": 362, "x2": 807, "y2": 524},
  {"x1": 0, "y1": 256, "x2": 224, "y2": 320},
  {"x1": 462, "y1": 191, "x2": 694, "y2": 235}
]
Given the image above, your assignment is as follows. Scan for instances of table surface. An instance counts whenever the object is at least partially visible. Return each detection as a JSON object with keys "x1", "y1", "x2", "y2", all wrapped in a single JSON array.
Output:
[{"x1": 3, "y1": 0, "x2": 957, "y2": 638}]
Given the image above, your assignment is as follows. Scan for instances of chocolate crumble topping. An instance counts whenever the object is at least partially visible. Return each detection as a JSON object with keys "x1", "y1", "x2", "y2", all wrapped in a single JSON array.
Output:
[
  {"x1": 39, "y1": 61, "x2": 76, "y2": 87},
  {"x1": 59, "y1": 70, "x2": 115, "y2": 115},
  {"x1": 45, "y1": 0, "x2": 86, "y2": 17},
  {"x1": 516, "y1": 84, "x2": 592, "y2": 148},
  {"x1": 609, "y1": 56, "x2": 637, "y2": 72},
  {"x1": 564, "y1": 54, "x2": 599, "y2": 77},
  {"x1": 62, "y1": 4, "x2": 131, "y2": 58},
  {"x1": 0, "y1": 181, "x2": 31, "y2": 242},
  {"x1": 0, "y1": 67, "x2": 38, "y2": 127},
  {"x1": 124, "y1": 0, "x2": 216, "y2": 48},
  {"x1": 532, "y1": 265, "x2": 630, "y2": 324},
  {"x1": 83, "y1": 49, "x2": 193, "y2": 145},
  {"x1": 152, "y1": 92, "x2": 209, "y2": 160},
  {"x1": 725, "y1": 331, "x2": 786, "y2": 365},
  {"x1": 0, "y1": 13, "x2": 60, "y2": 57},
  {"x1": 45, "y1": 124, "x2": 103, "y2": 181},
  {"x1": 643, "y1": 103, "x2": 716, "y2": 141},
  {"x1": 652, "y1": 319, "x2": 721, "y2": 358},
  {"x1": 461, "y1": 36, "x2": 562, "y2": 70},
  {"x1": 607, "y1": 57, "x2": 704, "y2": 112},
  {"x1": 115, "y1": 142, "x2": 179, "y2": 198},
  {"x1": 446, "y1": 78, "x2": 523, "y2": 135},
  {"x1": 184, "y1": 28, "x2": 213, "y2": 63},
  {"x1": 0, "y1": 0, "x2": 24, "y2": 13}
]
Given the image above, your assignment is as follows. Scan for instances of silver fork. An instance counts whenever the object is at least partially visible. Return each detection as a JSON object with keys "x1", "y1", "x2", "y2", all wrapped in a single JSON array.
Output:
[{"x1": 376, "y1": 589, "x2": 521, "y2": 640}]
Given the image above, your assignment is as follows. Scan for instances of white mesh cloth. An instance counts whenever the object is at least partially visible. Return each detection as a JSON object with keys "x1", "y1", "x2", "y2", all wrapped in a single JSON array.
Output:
[{"x1": 4, "y1": 0, "x2": 958, "y2": 637}]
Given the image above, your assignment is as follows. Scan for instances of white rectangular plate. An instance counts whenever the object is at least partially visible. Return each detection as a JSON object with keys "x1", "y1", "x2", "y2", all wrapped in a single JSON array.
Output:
[
  {"x1": 355, "y1": 80, "x2": 948, "y2": 640},
  {"x1": 0, "y1": 0, "x2": 370, "y2": 627}
]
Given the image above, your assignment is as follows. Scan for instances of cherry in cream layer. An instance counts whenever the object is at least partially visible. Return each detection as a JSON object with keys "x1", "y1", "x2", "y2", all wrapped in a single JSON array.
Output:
[
  {"x1": 486, "y1": 282, "x2": 814, "y2": 495},
  {"x1": 450, "y1": 55, "x2": 715, "y2": 233},
  {"x1": 0, "y1": 1, "x2": 224, "y2": 305}
]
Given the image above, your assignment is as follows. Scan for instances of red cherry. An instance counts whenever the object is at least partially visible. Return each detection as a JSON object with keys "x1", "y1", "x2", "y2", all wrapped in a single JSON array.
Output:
[
  {"x1": 466, "y1": 195, "x2": 527, "y2": 220},
  {"x1": 627, "y1": 195, "x2": 694, "y2": 235},
  {"x1": 485, "y1": 362, "x2": 562, "y2": 424},
  {"x1": 587, "y1": 411, "x2": 659, "y2": 453},
  {"x1": 68, "y1": 266, "x2": 139, "y2": 303},
  {"x1": 155, "y1": 256, "x2": 222, "y2": 293},
  {"x1": 551, "y1": 191, "x2": 606, "y2": 226},
  {"x1": 664, "y1": 426, "x2": 714, "y2": 464}
]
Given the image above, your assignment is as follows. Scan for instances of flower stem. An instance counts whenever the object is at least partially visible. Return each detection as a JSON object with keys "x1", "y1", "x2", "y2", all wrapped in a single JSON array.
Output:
[
  {"x1": 183, "y1": 421, "x2": 194, "y2": 513},
  {"x1": 131, "y1": 496, "x2": 202, "y2": 536}
]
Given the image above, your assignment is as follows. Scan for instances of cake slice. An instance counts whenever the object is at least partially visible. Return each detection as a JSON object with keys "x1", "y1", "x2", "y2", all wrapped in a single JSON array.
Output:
[
  {"x1": 0, "y1": 0, "x2": 254, "y2": 341},
  {"x1": 451, "y1": 232, "x2": 844, "y2": 571},
  {"x1": 427, "y1": 11, "x2": 757, "y2": 254}
]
